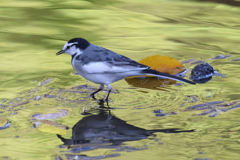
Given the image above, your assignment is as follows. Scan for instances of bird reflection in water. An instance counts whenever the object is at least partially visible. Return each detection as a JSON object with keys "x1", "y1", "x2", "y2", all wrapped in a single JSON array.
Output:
[{"x1": 57, "y1": 102, "x2": 194, "y2": 156}]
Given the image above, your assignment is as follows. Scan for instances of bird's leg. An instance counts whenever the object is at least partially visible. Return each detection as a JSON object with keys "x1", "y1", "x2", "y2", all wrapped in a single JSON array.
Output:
[
  {"x1": 105, "y1": 89, "x2": 111, "y2": 107},
  {"x1": 105, "y1": 84, "x2": 112, "y2": 102},
  {"x1": 90, "y1": 84, "x2": 104, "y2": 99}
]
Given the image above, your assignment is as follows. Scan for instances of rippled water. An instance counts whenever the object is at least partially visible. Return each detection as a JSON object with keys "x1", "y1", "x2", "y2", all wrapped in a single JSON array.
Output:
[{"x1": 1, "y1": 0, "x2": 240, "y2": 159}]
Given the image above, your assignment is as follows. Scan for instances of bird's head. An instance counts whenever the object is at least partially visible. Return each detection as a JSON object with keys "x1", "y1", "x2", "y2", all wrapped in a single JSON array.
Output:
[{"x1": 56, "y1": 38, "x2": 90, "y2": 56}]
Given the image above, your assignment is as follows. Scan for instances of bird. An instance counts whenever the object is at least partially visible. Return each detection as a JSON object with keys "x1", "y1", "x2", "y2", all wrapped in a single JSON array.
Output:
[{"x1": 56, "y1": 38, "x2": 195, "y2": 101}]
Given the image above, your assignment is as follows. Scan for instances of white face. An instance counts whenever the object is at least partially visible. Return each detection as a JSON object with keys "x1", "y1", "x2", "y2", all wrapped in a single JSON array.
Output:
[{"x1": 62, "y1": 42, "x2": 81, "y2": 56}]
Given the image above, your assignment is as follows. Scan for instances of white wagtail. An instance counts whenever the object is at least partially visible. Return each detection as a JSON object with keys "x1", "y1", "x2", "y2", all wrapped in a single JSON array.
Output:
[{"x1": 56, "y1": 38, "x2": 195, "y2": 100}]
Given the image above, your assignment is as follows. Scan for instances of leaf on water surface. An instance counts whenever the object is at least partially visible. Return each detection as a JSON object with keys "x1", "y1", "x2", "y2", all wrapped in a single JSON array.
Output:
[
  {"x1": 127, "y1": 55, "x2": 187, "y2": 79},
  {"x1": 138, "y1": 55, "x2": 186, "y2": 75},
  {"x1": 125, "y1": 55, "x2": 190, "y2": 89}
]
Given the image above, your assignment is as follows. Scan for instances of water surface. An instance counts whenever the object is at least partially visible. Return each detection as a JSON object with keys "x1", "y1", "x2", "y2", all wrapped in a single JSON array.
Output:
[{"x1": 1, "y1": 0, "x2": 240, "y2": 159}]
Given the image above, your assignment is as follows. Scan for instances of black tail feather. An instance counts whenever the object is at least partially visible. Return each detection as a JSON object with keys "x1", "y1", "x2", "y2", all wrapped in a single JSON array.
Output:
[{"x1": 142, "y1": 69, "x2": 196, "y2": 85}]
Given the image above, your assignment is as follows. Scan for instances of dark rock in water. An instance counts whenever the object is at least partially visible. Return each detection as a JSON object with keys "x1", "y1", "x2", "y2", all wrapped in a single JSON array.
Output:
[
  {"x1": 192, "y1": 76, "x2": 212, "y2": 84},
  {"x1": 190, "y1": 63, "x2": 216, "y2": 84}
]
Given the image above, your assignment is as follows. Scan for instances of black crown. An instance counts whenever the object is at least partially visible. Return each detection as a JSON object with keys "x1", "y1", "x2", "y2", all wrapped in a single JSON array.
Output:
[{"x1": 68, "y1": 38, "x2": 90, "y2": 50}]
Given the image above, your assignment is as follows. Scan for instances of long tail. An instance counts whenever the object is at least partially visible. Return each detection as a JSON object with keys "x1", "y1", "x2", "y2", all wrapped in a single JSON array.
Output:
[{"x1": 142, "y1": 69, "x2": 196, "y2": 85}]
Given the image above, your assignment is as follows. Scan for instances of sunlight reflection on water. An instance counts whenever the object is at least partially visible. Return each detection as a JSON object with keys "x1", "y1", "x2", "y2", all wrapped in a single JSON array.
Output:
[{"x1": 1, "y1": 0, "x2": 240, "y2": 160}]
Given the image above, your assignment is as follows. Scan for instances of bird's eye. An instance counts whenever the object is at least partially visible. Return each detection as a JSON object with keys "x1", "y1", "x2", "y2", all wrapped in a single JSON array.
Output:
[{"x1": 66, "y1": 44, "x2": 75, "y2": 50}]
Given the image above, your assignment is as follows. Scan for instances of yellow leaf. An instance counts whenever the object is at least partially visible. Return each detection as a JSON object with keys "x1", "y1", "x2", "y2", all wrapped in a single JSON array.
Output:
[
  {"x1": 125, "y1": 55, "x2": 187, "y2": 89},
  {"x1": 139, "y1": 55, "x2": 185, "y2": 75}
]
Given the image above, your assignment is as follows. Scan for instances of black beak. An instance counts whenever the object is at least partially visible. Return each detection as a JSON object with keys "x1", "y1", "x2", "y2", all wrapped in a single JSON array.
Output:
[{"x1": 56, "y1": 50, "x2": 65, "y2": 55}]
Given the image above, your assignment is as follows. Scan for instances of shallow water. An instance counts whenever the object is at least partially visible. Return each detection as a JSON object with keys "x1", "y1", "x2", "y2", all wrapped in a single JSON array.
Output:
[{"x1": 1, "y1": 0, "x2": 240, "y2": 159}]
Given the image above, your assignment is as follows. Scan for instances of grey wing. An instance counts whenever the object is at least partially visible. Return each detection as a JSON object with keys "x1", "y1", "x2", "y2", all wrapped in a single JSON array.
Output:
[{"x1": 77, "y1": 45, "x2": 150, "y2": 73}]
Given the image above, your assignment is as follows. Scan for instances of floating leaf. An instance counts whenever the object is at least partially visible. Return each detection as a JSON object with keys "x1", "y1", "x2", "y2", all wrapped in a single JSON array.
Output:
[
  {"x1": 125, "y1": 55, "x2": 187, "y2": 89},
  {"x1": 138, "y1": 55, "x2": 186, "y2": 75}
]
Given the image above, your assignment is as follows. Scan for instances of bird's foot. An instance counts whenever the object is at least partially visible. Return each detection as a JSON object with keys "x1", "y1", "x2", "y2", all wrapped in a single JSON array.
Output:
[{"x1": 89, "y1": 93, "x2": 97, "y2": 100}]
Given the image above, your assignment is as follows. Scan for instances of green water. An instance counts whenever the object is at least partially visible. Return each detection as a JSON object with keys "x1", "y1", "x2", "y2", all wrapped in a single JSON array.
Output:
[{"x1": 1, "y1": 0, "x2": 240, "y2": 159}]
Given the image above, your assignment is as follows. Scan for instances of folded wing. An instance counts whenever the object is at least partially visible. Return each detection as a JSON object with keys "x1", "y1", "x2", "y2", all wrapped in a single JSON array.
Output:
[{"x1": 78, "y1": 45, "x2": 149, "y2": 73}]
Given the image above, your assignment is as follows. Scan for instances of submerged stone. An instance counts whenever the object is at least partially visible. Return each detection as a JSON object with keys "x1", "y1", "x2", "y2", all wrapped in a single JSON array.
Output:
[{"x1": 190, "y1": 63, "x2": 217, "y2": 84}]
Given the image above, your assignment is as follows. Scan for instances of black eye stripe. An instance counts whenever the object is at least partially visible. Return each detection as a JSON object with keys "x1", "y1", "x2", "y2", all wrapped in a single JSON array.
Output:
[{"x1": 66, "y1": 44, "x2": 75, "y2": 49}]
